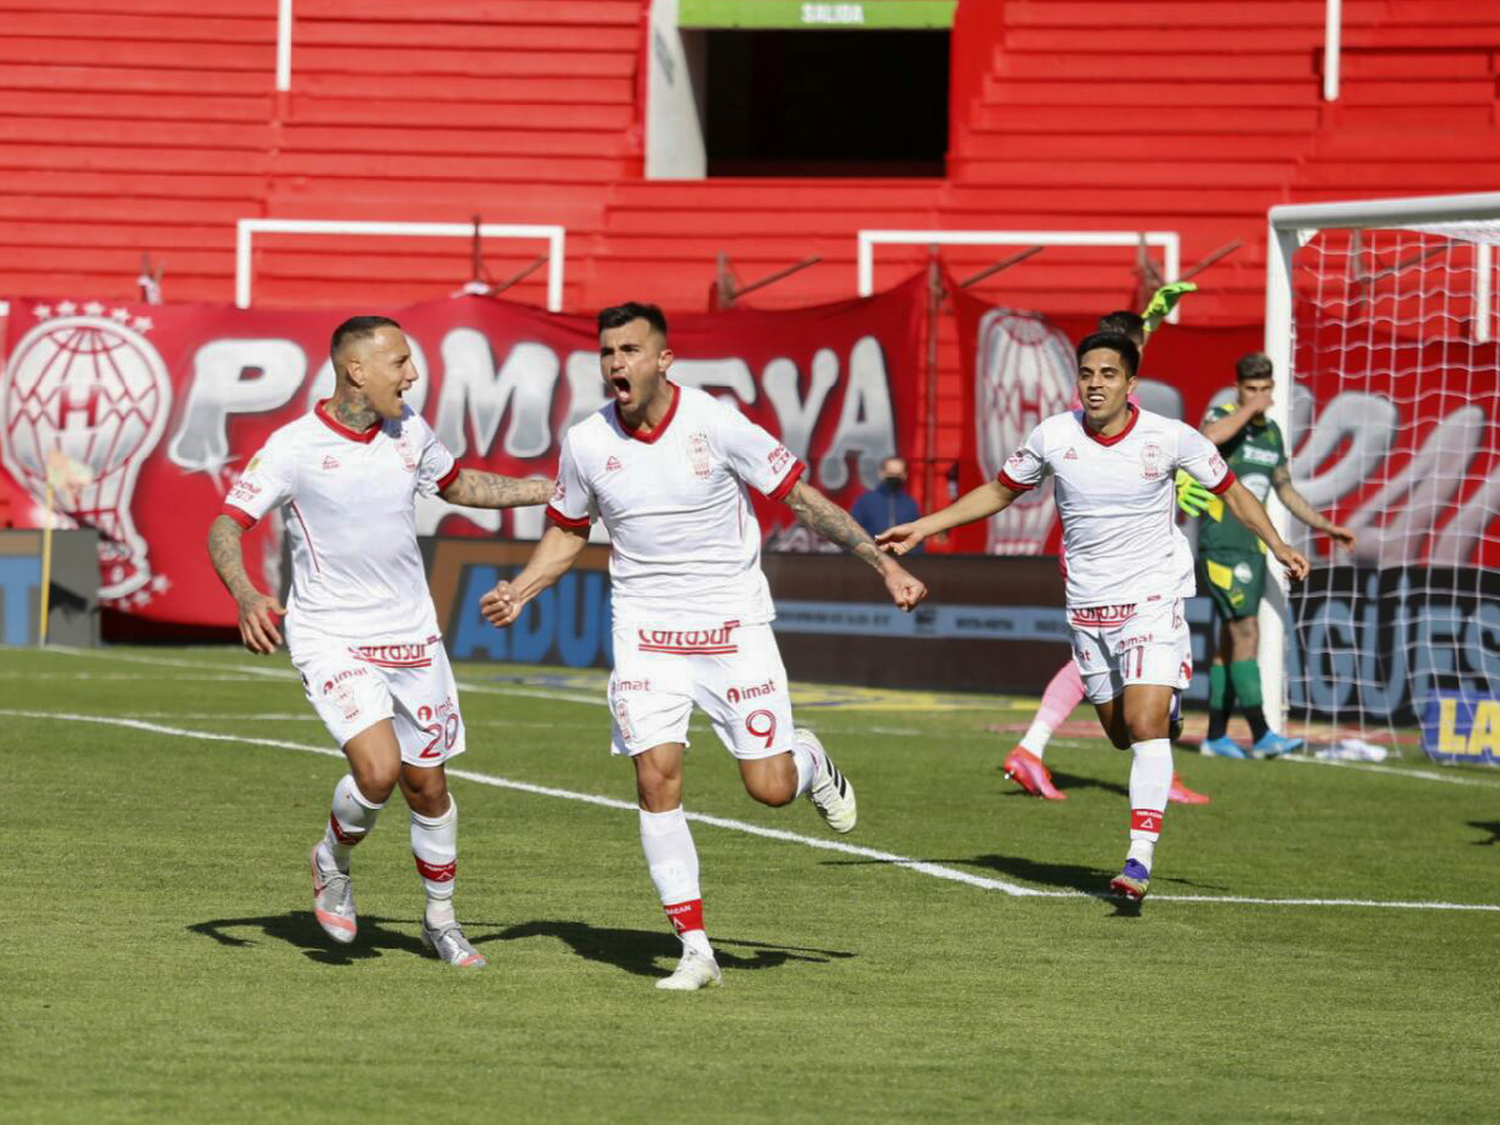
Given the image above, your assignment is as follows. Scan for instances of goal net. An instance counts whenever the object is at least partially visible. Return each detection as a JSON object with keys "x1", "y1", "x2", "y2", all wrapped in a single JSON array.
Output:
[{"x1": 1264, "y1": 192, "x2": 1500, "y2": 765}]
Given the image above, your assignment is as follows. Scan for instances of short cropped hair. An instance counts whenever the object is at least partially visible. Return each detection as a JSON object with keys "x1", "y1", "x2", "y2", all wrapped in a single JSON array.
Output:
[
  {"x1": 1076, "y1": 331, "x2": 1140, "y2": 377},
  {"x1": 1236, "y1": 352, "x2": 1274, "y2": 382},
  {"x1": 597, "y1": 301, "x2": 668, "y2": 339},
  {"x1": 1097, "y1": 310, "x2": 1145, "y2": 342},
  {"x1": 330, "y1": 315, "x2": 401, "y2": 367}
]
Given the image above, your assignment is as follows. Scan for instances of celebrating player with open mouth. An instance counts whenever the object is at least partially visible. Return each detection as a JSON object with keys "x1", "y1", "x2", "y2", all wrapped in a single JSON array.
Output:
[
  {"x1": 480, "y1": 301, "x2": 927, "y2": 990},
  {"x1": 879, "y1": 331, "x2": 1308, "y2": 902},
  {"x1": 208, "y1": 316, "x2": 551, "y2": 967}
]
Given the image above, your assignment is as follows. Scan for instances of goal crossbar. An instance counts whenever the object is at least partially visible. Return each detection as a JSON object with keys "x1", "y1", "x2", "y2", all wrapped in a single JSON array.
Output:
[
  {"x1": 234, "y1": 219, "x2": 568, "y2": 312},
  {"x1": 857, "y1": 229, "x2": 1181, "y2": 315}
]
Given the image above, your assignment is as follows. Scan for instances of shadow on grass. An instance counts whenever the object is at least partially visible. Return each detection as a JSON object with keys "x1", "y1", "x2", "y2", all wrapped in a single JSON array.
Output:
[
  {"x1": 189, "y1": 913, "x2": 854, "y2": 979},
  {"x1": 1470, "y1": 820, "x2": 1500, "y2": 846},
  {"x1": 482, "y1": 920, "x2": 856, "y2": 980},
  {"x1": 188, "y1": 912, "x2": 467, "y2": 966},
  {"x1": 822, "y1": 850, "x2": 1229, "y2": 915},
  {"x1": 1033, "y1": 768, "x2": 1128, "y2": 798}
]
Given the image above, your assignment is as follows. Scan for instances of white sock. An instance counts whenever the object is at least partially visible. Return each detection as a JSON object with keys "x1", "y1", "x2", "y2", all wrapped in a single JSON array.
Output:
[
  {"x1": 320, "y1": 774, "x2": 384, "y2": 873},
  {"x1": 1019, "y1": 716, "x2": 1053, "y2": 758},
  {"x1": 411, "y1": 797, "x2": 458, "y2": 929},
  {"x1": 1128, "y1": 738, "x2": 1172, "y2": 872},
  {"x1": 639, "y1": 806, "x2": 710, "y2": 953},
  {"x1": 790, "y1": 734, "x2": 822, "y2": 798},
  {"x1": 639, "y1": 807, "x2": 701, "y2": 905}
]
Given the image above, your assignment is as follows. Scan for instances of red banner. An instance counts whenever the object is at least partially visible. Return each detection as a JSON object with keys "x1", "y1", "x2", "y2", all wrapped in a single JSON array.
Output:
[{"x1": 0, "y1": 278, "x2": 925, "y2": 626}]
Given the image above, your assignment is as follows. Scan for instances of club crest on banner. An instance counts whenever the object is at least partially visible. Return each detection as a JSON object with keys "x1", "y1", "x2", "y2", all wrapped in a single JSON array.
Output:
[
  {"x1": 974, "y1": 310, "x2": 1075, "y2": 554},
  {"x1": 1, "y1": 303, "x2": 173, "y2": 602}
]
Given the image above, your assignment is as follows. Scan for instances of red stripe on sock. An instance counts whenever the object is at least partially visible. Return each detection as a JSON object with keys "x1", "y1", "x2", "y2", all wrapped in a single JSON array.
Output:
[
  {"x1": 329, "y1": 812, "x2": 365, "y2": 846},
  {"x1": 664, "y1": 898, "x2": 704, "y2": 935},
  {"x1": 414, "y1": 856, "x2": 456, "y2": 883},
  {"x1": 1131, "y1": 808, "x2": 1164, "y2": 835}
]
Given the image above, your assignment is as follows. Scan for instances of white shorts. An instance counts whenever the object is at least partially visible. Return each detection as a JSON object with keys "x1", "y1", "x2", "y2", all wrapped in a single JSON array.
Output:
[
  {"x1": 1068, "y1": 597, "x2": 1192, "y2": 706},
  {"x1": 607, "y1": 620, "x2": 794, "y2": 760},
  {"x1": 291, "y1": 634, "x2": 466, "y2": 767}
]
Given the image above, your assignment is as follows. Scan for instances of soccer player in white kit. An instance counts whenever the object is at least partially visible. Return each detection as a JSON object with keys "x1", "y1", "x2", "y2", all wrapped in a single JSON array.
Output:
[
  {"x1": 207, "y1": 316, "x2": 551, "y2": 966},
  {"x1": 479, "y1": 302, "x2": 928, "y2": 990},
  {"x1": 879, "y1": 331, "x2": 1308, "y2": 902}
]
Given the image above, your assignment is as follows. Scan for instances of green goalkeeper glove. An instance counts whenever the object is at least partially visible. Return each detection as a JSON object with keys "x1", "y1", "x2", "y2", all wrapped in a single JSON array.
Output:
[
  {"x1": 1175, "y1": 469, "x2": 1213, "y2": 516},
  {"x1": 1140, "y1": 281, "x2": 1198, "y2": 337}
]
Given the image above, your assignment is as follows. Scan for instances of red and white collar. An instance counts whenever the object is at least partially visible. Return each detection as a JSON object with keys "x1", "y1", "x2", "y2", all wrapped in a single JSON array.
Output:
[
  {"x1": 1081, "y1": 403, "x2": 1139, "y2": 447},
  {"x1": 616, "y1": 382, "x2": 680, "y2": 445}
]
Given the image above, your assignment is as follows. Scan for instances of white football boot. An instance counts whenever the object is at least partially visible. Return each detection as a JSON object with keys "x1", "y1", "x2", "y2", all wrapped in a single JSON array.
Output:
[
  {"x1": 798, "y1": 728, "x2": 857, "y2": 834},
  {"x1": 421, "y1": 920, "x2": 487, "y2": 968},
  {"x1": 656, "y1": 946, "x2": 723, "y2": 991},
  {"x1": 309, "y1": 844, "x2": 356, "y2": 944}
]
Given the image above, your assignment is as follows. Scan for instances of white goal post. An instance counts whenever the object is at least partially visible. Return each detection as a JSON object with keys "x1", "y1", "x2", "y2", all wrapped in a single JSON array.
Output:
[
  {"x1": 234, "y1": 219, "x2": 568, "y2": 312},
  {"x1": 1262, "y1": 191, "x2": 1500, "y2": 736}
]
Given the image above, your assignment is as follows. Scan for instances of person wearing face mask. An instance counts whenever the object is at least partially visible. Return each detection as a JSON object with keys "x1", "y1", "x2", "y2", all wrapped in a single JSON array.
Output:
[{"x1": 851, "y1": 457, "x2": 923, "y2": 551}]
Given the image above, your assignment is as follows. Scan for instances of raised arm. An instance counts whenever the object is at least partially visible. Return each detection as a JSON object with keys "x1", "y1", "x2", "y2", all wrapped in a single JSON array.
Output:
[
  {"x1": 206, "y1": 514, "x2": 285, "y2": 654},
  {"x1": 1219, "y1": 481, "x2": 1310, "y2": 581},
  {"x1": 1271, "y1": 463, "x2": 1356, "y2": 551},
  {"x1": 1200, "y1": 399, "x2": 1266, "y2": 447},
  {"x1": 478, "y1": 524, "x2": 590, "y2": 628},
  {"x1": 783, "y1": 480, "x2": 926, "y2": 611},
  {"x1": 439, "y1": 470, "x2": 551, "y2": 510},
  {"x1": 875, "y1": 479, "x2": 1020, "y2": 556}
]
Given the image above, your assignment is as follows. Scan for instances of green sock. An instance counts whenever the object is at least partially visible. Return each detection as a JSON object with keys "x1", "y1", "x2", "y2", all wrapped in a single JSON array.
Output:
[
  {"x1": 1230, "y1": 660, "x2": 1269, "y2": 741},
  {"x1": 1209, "y1": 665, "x2": 1227, "y2": 711},
  {"x1": 1229, "y1": 661, "x2": 1263, "y2": 708},
  {"x1": 1207, "y1": 664, "x2": 1231, "y2": 740}
]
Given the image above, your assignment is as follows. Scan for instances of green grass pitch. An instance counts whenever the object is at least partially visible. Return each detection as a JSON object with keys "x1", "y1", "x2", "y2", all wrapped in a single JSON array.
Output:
[{"x1": 3, "y1": 645, "x2": 1498, "y2": 1124}]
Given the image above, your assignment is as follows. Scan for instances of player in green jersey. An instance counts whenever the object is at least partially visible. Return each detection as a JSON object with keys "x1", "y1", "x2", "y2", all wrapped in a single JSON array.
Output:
[{"x1": 1197, "y1": 352, "x2": 1356, "y2": 759}]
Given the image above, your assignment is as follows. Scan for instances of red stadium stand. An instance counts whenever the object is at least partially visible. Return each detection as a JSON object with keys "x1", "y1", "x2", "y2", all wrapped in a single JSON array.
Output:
[{"x1": 0, "y1": 0, "x2": 1495, "y2": 489}]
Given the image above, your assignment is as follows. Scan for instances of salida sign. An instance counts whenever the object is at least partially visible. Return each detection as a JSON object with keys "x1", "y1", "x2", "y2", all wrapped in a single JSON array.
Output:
[{"x1": 0, "y1": 279, "x2": 925, "y2": 626}]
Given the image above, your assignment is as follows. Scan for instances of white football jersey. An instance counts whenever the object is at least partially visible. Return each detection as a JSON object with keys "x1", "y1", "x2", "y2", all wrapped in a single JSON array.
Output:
[
  {"x1": 1000, "y1": 406, "x2": 1234, "y2": 608},
  {"x1": 223, "y1": 402, "x2": 458, "y2": 644},
  {"x1": 547, "y1": 383, "x2": 803, "y2": 625}
]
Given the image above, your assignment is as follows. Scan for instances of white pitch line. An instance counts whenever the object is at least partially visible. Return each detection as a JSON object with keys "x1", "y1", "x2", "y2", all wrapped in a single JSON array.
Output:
[
  {"x1": 43, "y1": 645, "x2": 297, "y2": 680},
  {"x1": 1282, "y1": 753, "x2": 1500, "y2": 789},
  {"x1": 7, "y1": 708, "x2": 1498, "y2": 914}
]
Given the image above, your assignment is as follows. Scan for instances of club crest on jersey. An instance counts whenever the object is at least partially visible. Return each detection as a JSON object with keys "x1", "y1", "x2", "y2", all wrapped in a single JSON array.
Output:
[
  {"x1": 393, "y1": 431, "x2": 418, "y2": 472},
  {"x1": 1140, "y1": 442, "x2": 1163, "y2": 480},
  {"x1": 687, "y1": 431, "x2": 712, "y2": 480}
]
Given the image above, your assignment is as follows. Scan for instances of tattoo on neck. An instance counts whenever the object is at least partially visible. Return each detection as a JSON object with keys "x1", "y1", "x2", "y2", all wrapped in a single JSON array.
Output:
[{"x1": 331, "y1": 395, "x2": 377, "y2": 431}]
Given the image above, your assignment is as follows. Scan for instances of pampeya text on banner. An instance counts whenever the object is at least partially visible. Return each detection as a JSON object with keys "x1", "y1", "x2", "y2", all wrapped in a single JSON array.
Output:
[{"x1": 0, "y1": 278, "x2": 926, "y2": 628}]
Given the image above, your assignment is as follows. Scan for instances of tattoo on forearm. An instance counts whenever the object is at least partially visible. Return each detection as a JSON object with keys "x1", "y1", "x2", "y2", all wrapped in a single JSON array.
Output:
[
  {"x1": 787, "y1": 485, "x2": 884, "y2": 570},
  {"x1": 443, "y1": 470, "x2": 551, "y2": 509},
  {"x1": 207, "y1": 516, "x2": 259, "y2": 602}
]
